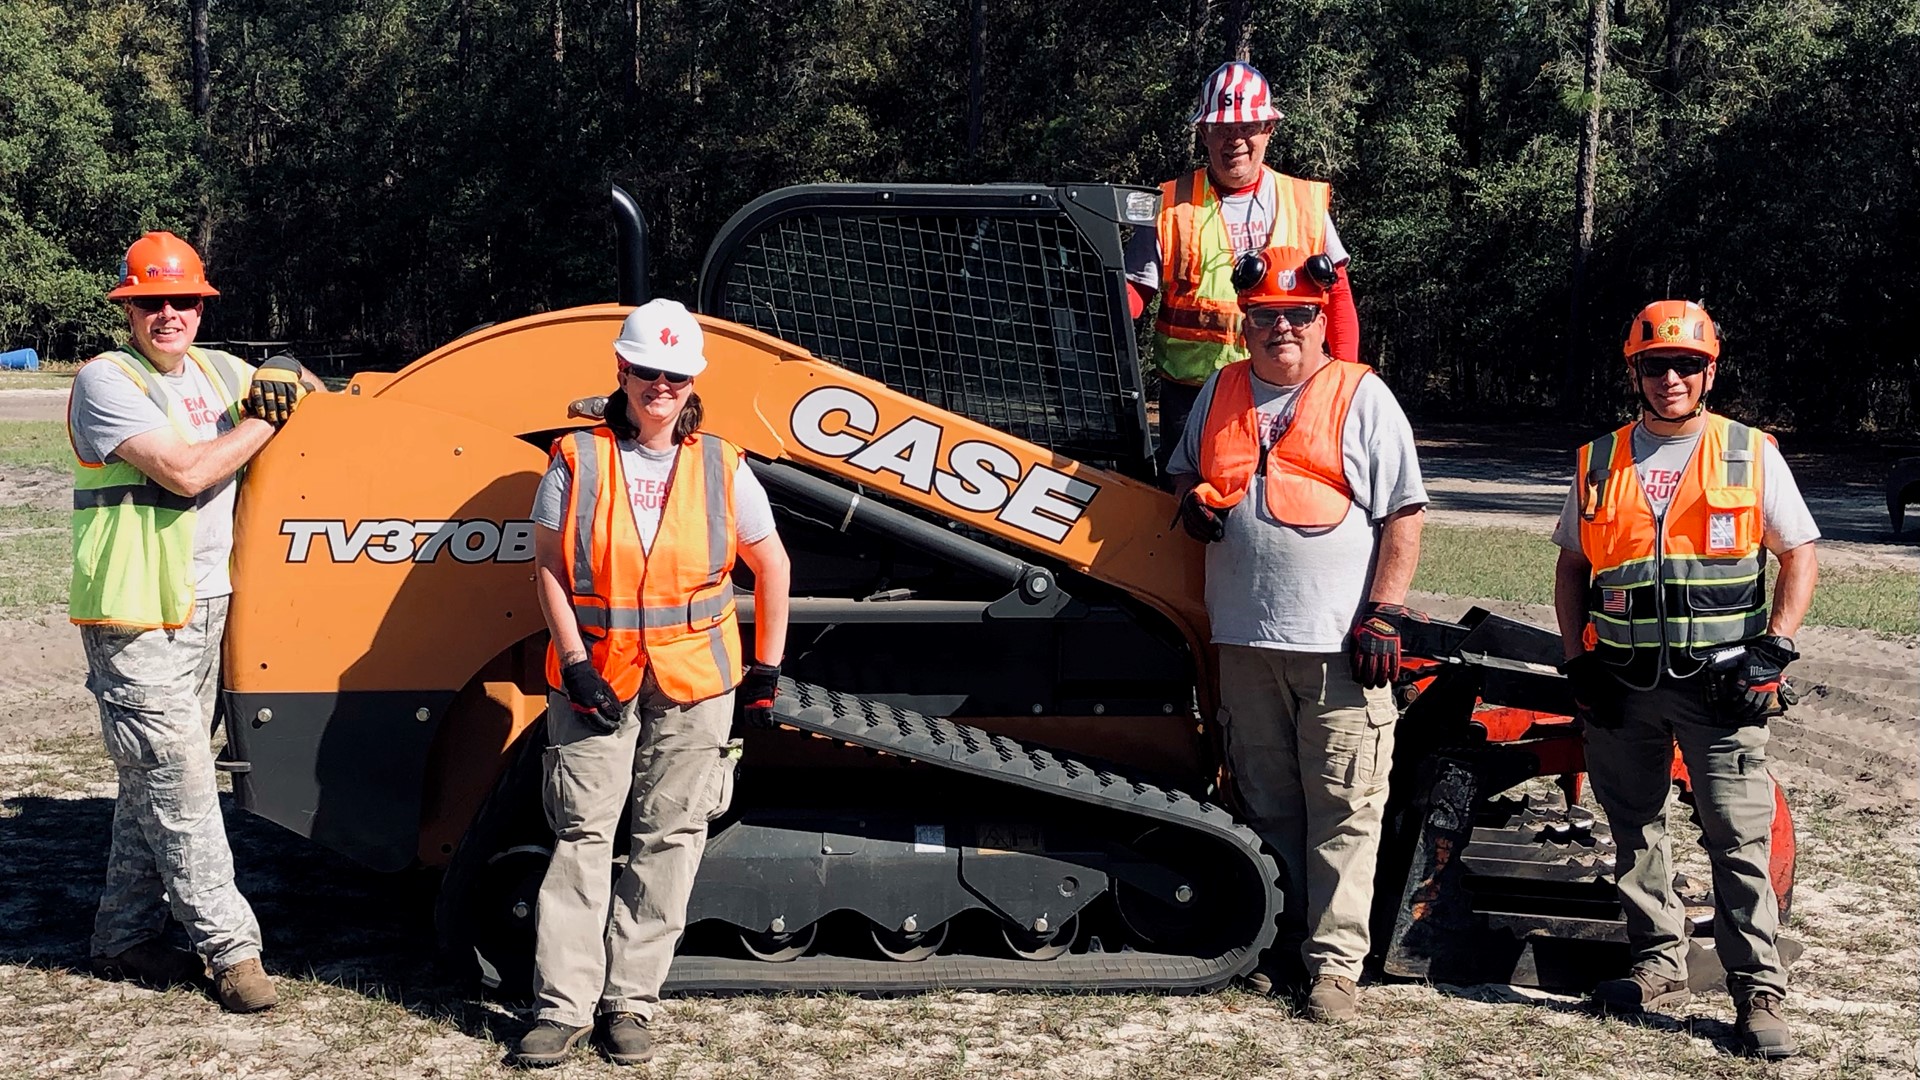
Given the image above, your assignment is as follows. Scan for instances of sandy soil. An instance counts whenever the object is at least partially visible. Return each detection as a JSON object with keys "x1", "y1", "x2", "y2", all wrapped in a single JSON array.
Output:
[
  {"x1": 1, "y1": 394, "x2": 1914, "y2": 1078},
  {"x1": 0, "y1": 388, "x2": 67, "y2": 422}
]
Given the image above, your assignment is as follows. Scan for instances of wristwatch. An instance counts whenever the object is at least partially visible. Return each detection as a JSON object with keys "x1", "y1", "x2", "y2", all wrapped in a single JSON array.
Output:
[{"x1": 1761, "y1": 633, "x2": 1797, "y2": 657}]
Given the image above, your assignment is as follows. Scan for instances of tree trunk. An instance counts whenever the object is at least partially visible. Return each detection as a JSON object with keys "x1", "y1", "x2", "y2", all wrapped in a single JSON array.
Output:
[
  {"x1": 627, "y1": 0, "x2": 643, "y2": 100},
  {"x1": 1222, "y1": 0, "x2": 1253, "y2": 61},
  {"x1": 1661, "y1": 0, "x2": 1686, "y2": 145},
  {"x1": 1183, "y1": 0, "x2": 1214, "y2": 163},
  {"x1": 550, "y1": 0, "x2": 565, "y2": 107},
  {"x1": 1562, "y1": 0, "x2": 1609, "y2": 414},
  {"x1": 189, "y1": 0, "x2": 212, "y2": 253},
  {"x1": 967, "y1": 0, "x2": 985, "y2": 165}
]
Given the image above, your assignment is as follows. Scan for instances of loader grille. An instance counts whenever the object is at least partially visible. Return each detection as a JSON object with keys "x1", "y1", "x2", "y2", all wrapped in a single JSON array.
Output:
[{"x1": 702, "y1": 188, "x2": 1149, "y2": 471}]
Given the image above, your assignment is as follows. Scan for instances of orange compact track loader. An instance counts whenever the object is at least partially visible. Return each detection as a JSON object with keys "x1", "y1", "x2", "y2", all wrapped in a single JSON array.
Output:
[{"x1": 221, "y1": 183, "x2": 1793, "y2": 994}]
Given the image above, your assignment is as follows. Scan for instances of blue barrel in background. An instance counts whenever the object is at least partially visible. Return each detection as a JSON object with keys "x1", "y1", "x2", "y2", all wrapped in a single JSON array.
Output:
[{"x1": 0, "y1": 347, "x2": 39, "y2": 371}]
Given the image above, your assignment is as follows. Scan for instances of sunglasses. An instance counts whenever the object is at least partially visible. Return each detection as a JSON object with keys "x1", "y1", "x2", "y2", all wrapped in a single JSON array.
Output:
[
  {"x1": 620, "y1": 362, "x2": 691, "y2": 385},
  {"x1": 128, "y1": 296, "x2": 203, "y2": 313},
  {"x1": 1636, "y1": 355, "x2": 1709, "y2": 379},
  {"x1": 1244, "y1": 305, "x2": 1322, "y2": 330}
]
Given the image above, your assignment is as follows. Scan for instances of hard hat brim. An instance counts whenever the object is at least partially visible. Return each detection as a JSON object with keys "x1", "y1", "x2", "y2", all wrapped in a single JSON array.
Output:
[
  {"x1": 1192, "y1": 105, "x2": 1285, "y2": 125},
  {"x1": 107, "y1": 281, "x2": 221, "y2": 300},
  {"x1": 614, "y1": 338, "x2": 707, "y2": 378}
]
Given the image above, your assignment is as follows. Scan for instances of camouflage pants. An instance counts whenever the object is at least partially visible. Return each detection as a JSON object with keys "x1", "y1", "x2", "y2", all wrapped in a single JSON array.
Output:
[{"x1": 83, "y1": 596, "x2": 263, "y2": 971}]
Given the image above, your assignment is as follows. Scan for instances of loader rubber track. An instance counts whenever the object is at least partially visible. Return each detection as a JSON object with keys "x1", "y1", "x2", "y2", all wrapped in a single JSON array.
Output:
[{"x1": 661, "y1": 678, "x2": 1284, "y2": 994}]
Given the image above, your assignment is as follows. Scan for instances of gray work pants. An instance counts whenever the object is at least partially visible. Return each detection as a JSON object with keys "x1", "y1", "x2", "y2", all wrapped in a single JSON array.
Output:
[
  {"x1": 1583, "y1": 673, "x2": 1787, "y2": 999},
  {"x1": 531, "y1": 676, "x2": 738, "y2": 1026},
  {"x1": 83, "y1": 596, "x2": 264, "y2": 971},
  {"x1": 1218, "y1": 644, "x2": 1398, "y2": 982}
]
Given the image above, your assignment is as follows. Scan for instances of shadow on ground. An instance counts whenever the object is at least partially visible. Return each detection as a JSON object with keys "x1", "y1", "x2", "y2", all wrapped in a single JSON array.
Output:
[{"x1": 0, "y1": 792, "x2": 523, "y2": 1046}]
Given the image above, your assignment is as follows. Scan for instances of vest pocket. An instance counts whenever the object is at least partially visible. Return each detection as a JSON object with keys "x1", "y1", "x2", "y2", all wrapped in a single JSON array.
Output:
[{"x1": 1700, "y1": 487, "x2": 1760, "y2": 555}]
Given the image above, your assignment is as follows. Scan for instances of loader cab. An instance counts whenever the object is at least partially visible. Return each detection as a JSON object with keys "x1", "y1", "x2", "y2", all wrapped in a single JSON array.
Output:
[{"x1": 697, "y1": 183, "x2": 1161, "y2": 480}]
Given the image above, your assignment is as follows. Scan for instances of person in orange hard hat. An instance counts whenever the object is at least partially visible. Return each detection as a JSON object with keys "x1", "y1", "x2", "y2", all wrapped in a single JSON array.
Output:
[
  {"x1": 1551, "y1": 300, "x2": 1818, "y2": 1059},
  {"x1": 515, "y1": 299, "x2": 793, "y2": 1068},
  {"x1": 71, "y1": 231, "x2": 324, "y2": 1013},
  {"x1": 1166, "y1": 247, "x2": 1425, "y2": 1021},
  {"x1": 1126, "y1": 61, "x2": 1363, "y2": 476}
]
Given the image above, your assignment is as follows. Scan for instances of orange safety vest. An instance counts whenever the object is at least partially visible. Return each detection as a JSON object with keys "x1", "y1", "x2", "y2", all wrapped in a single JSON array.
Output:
[
  {"x1": 1152, "y1": 167, "x2": 1330, "y2": 385},
  {"x1": 1191, "y1": 359, "x2": 1370, "y2": 528},
  {"x1": 543, "y1": 427, "x2": 744, "y2": 705},
  {"x1": 1575, "y1": 413, "x2": 1771, "y2": 683}
]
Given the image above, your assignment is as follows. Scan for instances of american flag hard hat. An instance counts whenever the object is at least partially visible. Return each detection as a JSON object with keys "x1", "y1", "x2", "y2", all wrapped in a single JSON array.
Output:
[{"x1": 1190, "y1": 61, "x2": 1284, "y2": 125}]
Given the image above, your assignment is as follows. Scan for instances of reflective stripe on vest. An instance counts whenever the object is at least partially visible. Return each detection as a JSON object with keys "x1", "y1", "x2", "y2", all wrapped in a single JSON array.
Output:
[
  {"x1": 1576, "y1": 413, "x2": 1770, "y2": 682},
  {"x1": 1151, "y1": 167, "x2": 1330, "y2": 385},
  {"x1": 69, "y1": 347, "x2": 251, "y2": 630},
  {"x1": 543, "y1": 427, "x2": 744, "y2": 705},
  {"x1": 1191, "y1": 359, "x2": 1368, "y2": 528}
]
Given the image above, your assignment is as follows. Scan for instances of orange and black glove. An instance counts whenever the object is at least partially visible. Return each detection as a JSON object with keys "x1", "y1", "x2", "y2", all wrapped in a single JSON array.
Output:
[
  {"x1": 1174, "y1": 490, "x2": 1228, "y2": 543},
  {"x1": 1349, "y1": 602, "x2": 1414, "y2": 689},
  {"x1": 560, "y1": 659, "x2": 622, "y2": 735},
  {"x1": 1559, "y1": 652, "x2": 1622, "y2": 730},
  {"x1": 1727, "y1": 636, "x2": 1798, "y2": 726},
  {"x1": 244, "y1": 354, "x2": 307, "y2": 428},
  {"x1": 739, "y1": 662, "x2": 781, "y2": 728}
]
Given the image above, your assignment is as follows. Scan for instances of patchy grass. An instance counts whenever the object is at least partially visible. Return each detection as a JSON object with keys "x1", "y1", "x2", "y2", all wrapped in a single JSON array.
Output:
[
  {"x1": 0, "y1": 420, "x2": 68, "y2": 470},
  {"x1": 0, "y1": 369, "x2": 77, "y2": 390},
  {"x1": 0, "y1": 527, "x2": 68, "y2": 614},
  {"x1": 1416, "y1": 524, "x2": 1919, "y2": 637}
]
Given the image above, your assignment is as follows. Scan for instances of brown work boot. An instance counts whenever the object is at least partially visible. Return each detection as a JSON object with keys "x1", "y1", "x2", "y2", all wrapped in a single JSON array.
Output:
[
  {"x1": 1304, "y1": 974, "x2": 1359, "y2": 1022},
  {"x1": 212, "y1": 957, "x2": 278, "y2": 1013},
  {"x1": 1590, "y1": 968, "x2": 1691, "y2": 1015},
  {"x1": 599, "y1": 1012, "x2": 654, "y2": 1066},
  {"x1": 89, "y1": 940, "x2": 205, "y2": 988},
  {"x1": 510, "y1": 1020, "x2": 593, "y2": 1068},
  {"x1": 1735, "y1": 992, "x2": 1796, "y2": 1059}
]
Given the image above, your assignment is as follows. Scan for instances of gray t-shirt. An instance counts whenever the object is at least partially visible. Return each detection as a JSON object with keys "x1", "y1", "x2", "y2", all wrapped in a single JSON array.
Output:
[
  {"x1": 1550, "y1": 423, "x2": 1820, "y2": 556},
  {"x1": 69, "y1": 354, "x2": 243, "y2": 599},
  {"x1": 1169, "y1": 367, "x2": 1428, "y2": 651},
  {"x1": 532, "y1": 439, "x2": 776, "y2": 552},
  {"x1": 1125, "y1": 172, "x2": 1350, "y2": 293}
]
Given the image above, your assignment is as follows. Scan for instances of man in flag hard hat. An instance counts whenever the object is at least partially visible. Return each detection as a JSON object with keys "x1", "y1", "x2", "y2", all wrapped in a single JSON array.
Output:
[
  {"x1": 1552, "y1": 300, "x2": 1818, "y2": 1059},
  {"x1": 1126, "y1": 60, "x2": 1362, "y2": 474}
]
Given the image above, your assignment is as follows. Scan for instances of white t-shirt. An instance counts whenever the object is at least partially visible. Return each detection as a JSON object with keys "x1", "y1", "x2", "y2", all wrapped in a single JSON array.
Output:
[
  {"x1": 1551, "y1": 423, "x2": 1821, "y2": 556},
  {"x1": 69, "y1": 354, "x2": 242, "y2": 599},
  {"x1": 532, "y1": 439, "x2": 776, "y2": 553},
  {"x1": 1125, "y1": 171, "x2": 1350, "y2": 293},
  {"x1": 1168, "y1": 367, "x2": 1428, "y2": 651}
]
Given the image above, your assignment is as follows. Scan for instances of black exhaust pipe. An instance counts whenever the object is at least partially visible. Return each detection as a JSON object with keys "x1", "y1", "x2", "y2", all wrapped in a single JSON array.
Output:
[{"x1": 612, "y1": 183, "x2": 649, "y2": 305}]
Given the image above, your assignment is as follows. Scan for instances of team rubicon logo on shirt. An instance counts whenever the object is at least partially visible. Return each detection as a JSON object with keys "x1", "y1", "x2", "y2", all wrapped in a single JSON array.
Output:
[
  {"x1": 280, "y1": 519, "x2": 536, "y2": 563},
  {"x1": 788, "y1": 386, "x2": 1099, "y2": 543}
]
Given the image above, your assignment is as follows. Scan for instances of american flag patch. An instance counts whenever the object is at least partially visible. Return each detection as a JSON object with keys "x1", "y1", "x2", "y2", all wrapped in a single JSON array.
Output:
[{"x1": 1602, "y1": 589, "x2": 1628, "y2": 615}]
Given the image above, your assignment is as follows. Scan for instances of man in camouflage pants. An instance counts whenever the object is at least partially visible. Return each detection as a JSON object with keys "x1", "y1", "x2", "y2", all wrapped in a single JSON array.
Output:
[{"x1": 70, "y1": 232, "x2": 319, "y2": 1011}]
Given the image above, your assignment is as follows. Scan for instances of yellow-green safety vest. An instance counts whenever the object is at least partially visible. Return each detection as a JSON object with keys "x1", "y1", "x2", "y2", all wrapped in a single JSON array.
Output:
[{"x1": 70, "y1": 347, "x2": 251, "y2": 630}]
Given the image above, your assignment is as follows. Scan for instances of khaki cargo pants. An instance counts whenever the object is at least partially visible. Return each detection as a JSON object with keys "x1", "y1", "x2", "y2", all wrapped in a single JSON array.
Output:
[
  {"x1": 531, "y1": 674, "x2": 738, "y2": 1026},
  {"x1": 83, "y1": 596, "x2": 264, "y2": 971},
  {"x1": 1583, "y1": 672, "x2": 1787, "y2": 999},
  {"x1": 1218, "y1": 644, "x2": 1397, "y2": 982}
]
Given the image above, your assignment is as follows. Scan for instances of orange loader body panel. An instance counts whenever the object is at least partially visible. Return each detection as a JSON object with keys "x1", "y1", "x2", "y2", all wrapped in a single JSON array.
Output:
[{"x1": 227, "y1": 306, "x2": 1214, "y2": 868}]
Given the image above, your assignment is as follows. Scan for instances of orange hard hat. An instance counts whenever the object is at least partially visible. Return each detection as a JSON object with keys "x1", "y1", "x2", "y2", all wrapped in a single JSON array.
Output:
[
  {"x1": 107, "y1": 231, "x2": 220, "y2": 299},
  {"x1": 1235, "y1": 246, "x2": 1334, "y2": 309},
  {"x1": 1623, "y1": 299, "x2": 1718, "y2": 362}
]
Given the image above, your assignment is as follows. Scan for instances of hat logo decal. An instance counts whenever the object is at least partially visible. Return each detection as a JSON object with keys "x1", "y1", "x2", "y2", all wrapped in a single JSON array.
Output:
[
  {"x1": 1278, "y1": 270, "x2": 1297, "y2": 289},
  {"x1": 1656, "y1": 317, "x2": 1684, "y2": 342},
  {"x1": 659, "y1": 327, "x2": 678, "y2": 347}
]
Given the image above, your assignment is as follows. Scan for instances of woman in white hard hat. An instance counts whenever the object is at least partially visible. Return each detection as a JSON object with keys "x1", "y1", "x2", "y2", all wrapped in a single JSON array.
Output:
[{"x1": 515, "y1": 298, "x2": 791, "y2": 1067}]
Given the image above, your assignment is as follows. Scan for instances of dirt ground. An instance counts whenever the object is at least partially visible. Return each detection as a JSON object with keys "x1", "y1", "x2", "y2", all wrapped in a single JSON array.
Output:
[{"x1": 1, "y1": 394, "x2": 1914, "y2": 1078}]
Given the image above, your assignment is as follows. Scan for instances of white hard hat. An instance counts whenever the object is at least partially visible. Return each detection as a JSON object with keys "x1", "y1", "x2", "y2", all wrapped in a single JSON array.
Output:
[
  {"x1": 1191, "y1": 61, "x2": 1284, "y2": 125},
  {"x1": 613, "y1": 299, "x2": 707, "y2": 377}
]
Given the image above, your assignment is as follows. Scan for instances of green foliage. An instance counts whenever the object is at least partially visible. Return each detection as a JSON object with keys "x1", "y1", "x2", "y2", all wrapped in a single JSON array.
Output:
[{"x1": 0, "y1": 0, "x2": 1912, "y2": 429}]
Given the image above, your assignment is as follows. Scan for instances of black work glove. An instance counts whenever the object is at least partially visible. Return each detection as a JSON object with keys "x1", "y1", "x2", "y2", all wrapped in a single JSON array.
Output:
[
  {"x1": 1174, "y1": 490, "x2": 1228, "y2": 543},
  {"x1": 739, "y1": 662, "x2": 781, "y2": 729},
  {"x1": 244, "y1": 354, "x2": 307, "y2": 428},
  {"x1": 1727, "y1": 636, "x2": 1799, "y2": 726},
  {"x1": 1559, "y1": 652, "x2": 1622, "y2": 730},
  {"x1": 1349, "y1": 602, "x2": 1414, "y2": 689},
  {"x1": 560, "y1": 659, "x2": 623, "y2": 735}
]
